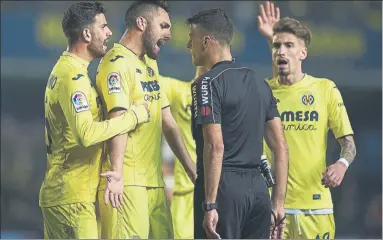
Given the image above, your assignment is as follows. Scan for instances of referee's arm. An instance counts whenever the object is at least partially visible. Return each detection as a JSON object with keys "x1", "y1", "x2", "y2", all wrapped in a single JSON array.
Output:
[
  {"x1": 202, "y1": 124, "x2": 224, "y2": 204},
  {"x1": 195, "y1": 78, "x2": 224, "y2": 204},
  {"x1": 265, "y1": 117, "x2": 288, "y2": 208},
  {"x1": 264, "y1": 87, "x2": 289, "y2": 210}
]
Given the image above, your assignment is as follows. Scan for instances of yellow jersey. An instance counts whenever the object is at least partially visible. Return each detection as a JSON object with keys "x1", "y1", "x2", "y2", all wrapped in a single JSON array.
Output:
[
  {"x1": 39, "y1": 51, "x2": 141, "y2": 207},
  {"x1": 264, "y1": 74, "x2": 353, "y2": 209},
  {"x1": 96, "y1": 43, "x2": 170, "y2": 189},
  {"x1": 160, "y1": 77, "x2": 196, "y2": 194}
]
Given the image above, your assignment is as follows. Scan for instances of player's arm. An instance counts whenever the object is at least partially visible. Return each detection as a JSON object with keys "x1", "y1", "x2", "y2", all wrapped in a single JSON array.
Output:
[
  {"x1": 162, "y1": 101, "x2": 196, "y2": 184},
  {"x1": 58, "y1": 71, "x2": 148, "y2": 148},
  {"x1": 98, "y1": 67, "x2": 149, "y2": 208},
  {"x1": 338, "y1": 135, "x2": 356, "y2": 164},
  {"x1": 257, "y1": 1, "x2": 280, "y2": 78},
  {"x1": 322, "y1": 83, "x2": 356, "y2": 188}
]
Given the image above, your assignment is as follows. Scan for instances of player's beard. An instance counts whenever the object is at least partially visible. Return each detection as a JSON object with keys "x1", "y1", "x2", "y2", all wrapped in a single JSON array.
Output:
[
  {"x1": 278, "y1": 68, "x2": 290, "y2": 77},
  {"x1": 89, "y1": 37, "x2": 107, "y2": 58},
  {"x1": 143, "y1": 25, "x2": 158, "y2": 60}
]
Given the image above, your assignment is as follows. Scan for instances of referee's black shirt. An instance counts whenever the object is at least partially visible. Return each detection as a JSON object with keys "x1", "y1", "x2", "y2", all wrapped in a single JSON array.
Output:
[{"x1": 191, "y1": 60, "x2": 279, "y2": 175}]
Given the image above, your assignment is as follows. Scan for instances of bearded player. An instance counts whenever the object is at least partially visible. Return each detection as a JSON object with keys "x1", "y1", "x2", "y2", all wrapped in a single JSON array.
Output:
[
  {"x1": 95, "y1": 1, "x2": 196, "y2": 239},
  {"x1": 39, "y1": 2, "x2": 149, "y2": 239}
]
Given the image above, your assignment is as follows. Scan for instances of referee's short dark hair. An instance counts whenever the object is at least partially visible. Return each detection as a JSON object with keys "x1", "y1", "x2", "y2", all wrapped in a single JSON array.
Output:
[
  {"x1": 125, "y1": 0, "x2": 169, "y2": 29},
  {"x1": 186, "y1": 8, "x2": 234, "y2": 46},
  {"x1": 62, "y1": 1, "x2": 106, "y2": 45}
]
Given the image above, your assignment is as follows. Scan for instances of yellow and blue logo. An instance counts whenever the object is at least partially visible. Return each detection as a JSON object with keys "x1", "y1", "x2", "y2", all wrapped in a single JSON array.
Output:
[{"x1": 302, "y1": 94, "x2": 315, "y2": 106}]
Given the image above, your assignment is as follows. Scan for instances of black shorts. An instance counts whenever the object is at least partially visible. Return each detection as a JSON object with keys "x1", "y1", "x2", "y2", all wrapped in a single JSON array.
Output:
[{"x1": 194, "y1": 170, "x2": 271, "y2": 239}]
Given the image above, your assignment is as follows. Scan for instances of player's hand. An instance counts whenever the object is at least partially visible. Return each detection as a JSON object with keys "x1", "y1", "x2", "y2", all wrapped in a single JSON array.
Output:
[
  {"x1": 270, "y1": 206, "x2": 286, "y2": 239},
  {"x1": 257, "y1": 1, "x2": 280, "y2": 41},
  {"x1": 321, "y1": 161, "x2": 347, "y2": 188},
  {"x1": 131, "y1": 101, "x2": 150, "y2": 124},
  {"x1": 186, "y1": 163, "x2": 197, "y2": 184},
  {"x1": 100, "y1": 170, "x2": 124, "y2": 208},
  {"x1": 203, "y1": 209, "x2": 221, "y2": 239}
]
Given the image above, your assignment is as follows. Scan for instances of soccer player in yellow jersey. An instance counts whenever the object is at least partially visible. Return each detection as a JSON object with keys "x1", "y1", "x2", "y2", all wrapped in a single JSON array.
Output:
[
  {"x1": 95, "y1": 1, "x2": 196, "y2": 239},
  {"x1": 160, "y1": 66, "x2": 208, "y2": 239},
  {"x1": 257, "y1": 2, "x2": 357, "y2": 239},
  {"x1": 39, "y1": 2, "x2": 150, "y2": 239}
]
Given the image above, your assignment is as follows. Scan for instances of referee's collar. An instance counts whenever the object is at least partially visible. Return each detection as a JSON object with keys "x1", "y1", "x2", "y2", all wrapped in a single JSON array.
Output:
[{"x1": 211, "y1": 58, "x2": 236, "y2": 70}]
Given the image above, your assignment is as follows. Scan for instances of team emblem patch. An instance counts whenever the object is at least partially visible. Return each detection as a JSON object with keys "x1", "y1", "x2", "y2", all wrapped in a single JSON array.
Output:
[
  {"x1": 147, "y1": 66, "x2": 154, "y2": 77},
  {"x1": 107, "y1": 72, "x2": 121, "y2": 94},
  {"x1": 72, "y1": 91, "x2": 89, "y2": 113},
  {"x1": 302, "y1": 93, "x2": 314, "y2": 106}
]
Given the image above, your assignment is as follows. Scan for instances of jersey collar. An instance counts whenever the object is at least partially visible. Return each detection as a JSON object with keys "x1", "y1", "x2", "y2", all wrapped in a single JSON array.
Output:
[
  {"x1": 114, "y1": 43, "x2": 147, "y2": 63},
  {"x1": 62, "y1": 51, "x2": 90, "y2": 68},
  {"x1": 211, "y1": 58, "x2": 236, "y2": 70},
  {"x1": 276, "y1": 73, "x2": 309, "y2": 88}
]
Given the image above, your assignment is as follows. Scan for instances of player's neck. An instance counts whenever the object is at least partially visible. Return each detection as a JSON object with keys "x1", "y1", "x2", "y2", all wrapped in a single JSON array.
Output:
[
  {"x1": 67, "y1": 44, "x2": 93, "y2": 63},
  {"x1": 119, "y1": 30, "x2": 145, "y2": 61},
  {"x1": 279, "y1": 71, "x2": 305, "y2": 86},
  {"x1": 205, "y1": 47, "x2": 232, "y2": 70}
]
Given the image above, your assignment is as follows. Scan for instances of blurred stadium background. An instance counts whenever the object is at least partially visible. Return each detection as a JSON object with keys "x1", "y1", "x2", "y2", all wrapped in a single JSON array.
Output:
[{"x1": 1, "y1": 1, "x2": 382, "y2": 239}]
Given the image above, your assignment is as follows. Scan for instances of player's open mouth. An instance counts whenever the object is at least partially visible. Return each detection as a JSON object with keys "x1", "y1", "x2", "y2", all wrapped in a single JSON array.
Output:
[
  {"x1": 154, "y1": 39, "x2": 166, "y2": 53},
  {"x1": 277, "y1": 59, "x2": 288, "y2": 68},
  {"x1": 156, "y1": 39, "x2": 166, "y2": 48}
]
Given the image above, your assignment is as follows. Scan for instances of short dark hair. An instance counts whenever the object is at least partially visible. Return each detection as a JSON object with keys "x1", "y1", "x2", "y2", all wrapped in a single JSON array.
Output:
[
  {"x1": 62, "y1": 1, "x2": 105, "y2": 45},
  {"x1": 186, "y1": 8, "x2": 234, "y2": 45},
  {"x1": 273, "y1": 17, "x2": 312, "y2": 46},
  {"x1": 125, "y1": 0, "x2": 169, "y2": 29}
]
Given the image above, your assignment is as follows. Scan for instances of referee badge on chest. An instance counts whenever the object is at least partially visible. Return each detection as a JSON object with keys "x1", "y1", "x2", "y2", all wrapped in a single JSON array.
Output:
[{"x1": 107, "y1": 72, "x2": 121, "y2": 94}]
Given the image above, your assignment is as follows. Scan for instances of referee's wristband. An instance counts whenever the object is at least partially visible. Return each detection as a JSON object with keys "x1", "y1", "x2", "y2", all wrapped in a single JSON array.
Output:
[{"x1": 337, "y1": 158, "x2": 350, "y2": 168}]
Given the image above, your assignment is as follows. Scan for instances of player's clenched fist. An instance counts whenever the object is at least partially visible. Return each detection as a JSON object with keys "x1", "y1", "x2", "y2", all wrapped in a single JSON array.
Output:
[{"x1": 321, "y1": 161, "x2": 347, "y2": 188}]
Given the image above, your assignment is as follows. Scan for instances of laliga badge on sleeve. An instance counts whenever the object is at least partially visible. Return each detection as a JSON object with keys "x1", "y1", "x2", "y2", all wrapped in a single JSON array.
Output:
[
  {"x1": 72, "y1": 91, "x2": 90, "y2": 113},
  {"x1": 107, "y1": 72, "x2": 122, "y2": 94}
]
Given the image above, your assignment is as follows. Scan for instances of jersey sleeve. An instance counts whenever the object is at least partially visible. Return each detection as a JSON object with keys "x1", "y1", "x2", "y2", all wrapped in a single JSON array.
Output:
[
  {"x1": 97, "y1": 60, "x2": 131, "y2": 113},
  {"x1": 327, "y1": 82, "x2": 354, "y2": 138},
  {"x1": 159, "y1": 75, "x2": 176, "y2": 109},
  {"x1": 161, "y1": 90, "x2": 170, "y2": 109},
  {"x1": 194, "y1": 77, "x2": 221, "y2": 125},
  {"x1": 265, "y1": 81, "x2": 280, "y2": 122},
  {"x1": 58, "y1": 70, "x2": 139, "y2": 147}
]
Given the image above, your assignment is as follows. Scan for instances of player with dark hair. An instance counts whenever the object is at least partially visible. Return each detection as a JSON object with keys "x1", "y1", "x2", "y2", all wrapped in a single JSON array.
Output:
[
  {"x1": 187, "y1": 8, "x2": 289, "y2": 239},
  {"x1": 95, "y1": 1, "x2": 196, "y2": 239},
  {"x1": 257, "y1": 1, "x2": 356, "y2": 239},
  {"x1": 39, "y1": 1, "x2": 150, "y2": 239}
]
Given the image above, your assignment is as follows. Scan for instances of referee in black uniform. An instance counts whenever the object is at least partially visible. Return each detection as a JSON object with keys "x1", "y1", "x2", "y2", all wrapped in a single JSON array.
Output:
[{"x1": 187, "y1": 8, "x2": 289, "y2": 239}]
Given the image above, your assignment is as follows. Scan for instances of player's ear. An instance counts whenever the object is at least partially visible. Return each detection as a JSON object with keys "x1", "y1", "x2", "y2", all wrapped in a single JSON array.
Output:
[
  {"x1": 299, "y1": 47, "x2": 307, "y2": 61},
  {"x1": 136, "y1": 16, "x2": 147, "y2": 32},
  {"x1": 83, "y1": 28, "x2": 92, "y2": 43}
]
